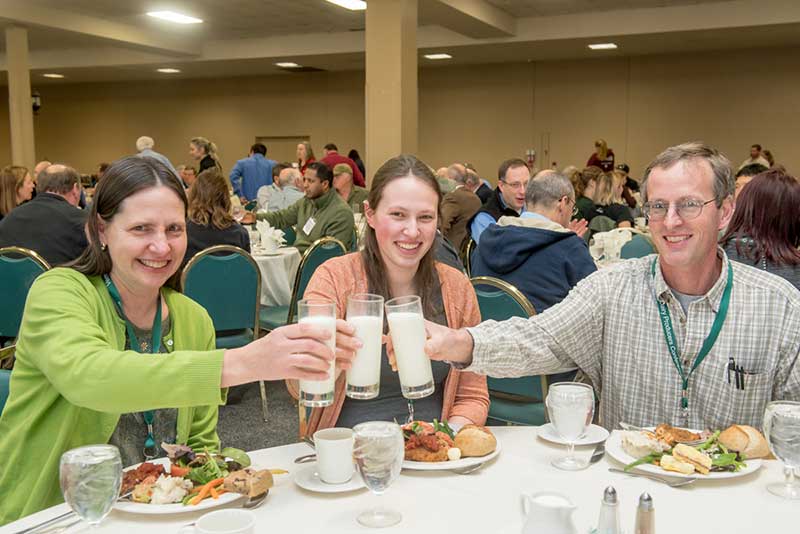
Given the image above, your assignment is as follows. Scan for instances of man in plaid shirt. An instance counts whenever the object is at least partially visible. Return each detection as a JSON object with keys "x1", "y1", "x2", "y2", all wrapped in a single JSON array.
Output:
[{"x1": 422, "y1": 142, "x2": 800, "y2": 431}]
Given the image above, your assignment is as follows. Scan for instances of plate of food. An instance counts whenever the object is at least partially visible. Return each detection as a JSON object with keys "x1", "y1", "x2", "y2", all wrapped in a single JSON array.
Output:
[
  {"x1": 606, "y1": 423, "x2": 767, "y2": 480},
  {"x1": 401, "y1": 420, "x2": 500, "y2": 471},
  {"x1": 115, "y1": 443, "x2": 284, "y2": 515}
]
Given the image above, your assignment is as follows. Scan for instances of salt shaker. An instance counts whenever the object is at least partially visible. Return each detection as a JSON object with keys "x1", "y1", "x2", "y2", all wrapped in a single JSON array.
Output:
[
  {"x1": 593, "y1": 486, "x2": 621, "y2": 534},
  {"x1": 633, "y1": 493, "x2": 654, "y2": 534}
]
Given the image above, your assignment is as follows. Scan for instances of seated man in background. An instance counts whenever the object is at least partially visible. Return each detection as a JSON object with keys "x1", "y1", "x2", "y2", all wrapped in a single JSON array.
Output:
[
  {"x1": 469, "y1": 158, "x2": 530, "y2": 244},
  {"x1": 734, "y1": 163, "x2": 769, "y2": 199},
  {"x1": 0, "y1": 164, "x2": 87, "y2": 266},
  {"x1": 256, "y1": 162, "x2": 354, "y2": 252},
  {"x1": 440, "y1": 163, "x2": 481, "y2": 250},
  {"x1": 332, "y1": 163, "x2": 368, "y2": 211},
  {"x1": 472, "y1": 171, "x2": 596, "y2": 313},
  {"x1": 257, "y1": 164, "x2": 305, "y2": 212}
]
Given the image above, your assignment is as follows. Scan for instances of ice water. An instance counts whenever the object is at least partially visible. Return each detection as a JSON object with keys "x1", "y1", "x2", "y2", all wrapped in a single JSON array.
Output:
[
  {"x1": 765, "y1": 403, "x2": 800, "y2": 467},
  {"x1": 547, "y1": 384, "x2": 594, "y2": 442},
  {"x1": 346, "y1": 315, "x2": 383, "y2": 398},
  {"x1": 298, "y1": 314, "x2": 337, "y2": 405},
  {"x1": 386, "y1": 311, "x2": 434, "y2": 398},
  {"x1": 60, "y1": 445, "x2": 122, "y2": 525},
  {"x1": 353, "y1": 422, "x2": 404, "y2": 495}
]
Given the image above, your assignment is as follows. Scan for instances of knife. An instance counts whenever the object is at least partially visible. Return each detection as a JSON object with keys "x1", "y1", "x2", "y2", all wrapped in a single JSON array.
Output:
[{"x1": 590, "y1": 441, "x2": 606, "y2": 464}]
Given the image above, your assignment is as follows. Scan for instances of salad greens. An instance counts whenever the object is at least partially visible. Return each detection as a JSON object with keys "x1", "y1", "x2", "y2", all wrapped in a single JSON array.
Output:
[{"x1": 623, "y1": 430, "x2": 748, "y2": 473}]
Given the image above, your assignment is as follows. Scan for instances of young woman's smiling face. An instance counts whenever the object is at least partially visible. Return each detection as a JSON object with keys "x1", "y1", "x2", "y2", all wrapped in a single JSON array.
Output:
[{"x1": 365, "y1": 175, "x2": 439, "y2": 276}]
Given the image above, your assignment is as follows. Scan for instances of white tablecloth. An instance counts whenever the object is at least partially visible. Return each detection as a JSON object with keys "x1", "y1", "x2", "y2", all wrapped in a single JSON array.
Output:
[
  {"x1": 252, "y1": 247, "x2": 301, "y2": 307},
  {"x1": 4, "y1": 426, "x2": 792, "y2": 534}
]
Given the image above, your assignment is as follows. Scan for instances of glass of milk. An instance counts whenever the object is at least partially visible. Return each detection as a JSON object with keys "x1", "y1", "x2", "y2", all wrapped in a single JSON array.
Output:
[
  {"x1": 545, "y1": 382, "x2": 595, "y2": 471},
  {"x1": 298, "y1": 298, "x2": 337, "y2": 407},
  {"x1": 346, "y1": 293, "x2": 384, "y2": 400},
  {"x1": 385, "y1": 295, "x2": 434, "y2": 400}
]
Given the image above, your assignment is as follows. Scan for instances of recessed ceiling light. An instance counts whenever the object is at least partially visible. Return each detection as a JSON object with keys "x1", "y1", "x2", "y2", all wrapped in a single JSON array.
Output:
[
  {"x1": 157, "y1": 68, "x2": 181, "y2": 74},
  {"x1": 147, "y1": 11, "x2": 203, "y2": 24},
  {"x1": 275, "y1": 62, "x2": 302, "y2": 68},
  {"x1": 325, "y1": 0, "x2": 367, "y2": 10},
  {"x1": 588, "y1": 43, "x2": 618, "y2": 50},
  {"x1": 424, "y1": 53, "x2": 453, "y2": 60},
  {"x1": 42, "y1": 73, "x2": 65, "y2": 79}
]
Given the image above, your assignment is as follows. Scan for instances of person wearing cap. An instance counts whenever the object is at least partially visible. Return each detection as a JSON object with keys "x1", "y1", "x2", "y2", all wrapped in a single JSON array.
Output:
[
  {"x1": 332, "y1": 163, "x2": 368, "y2": 212},
  {"x1": 616, "y1": 163, "x2": 639, "y2": 210}
]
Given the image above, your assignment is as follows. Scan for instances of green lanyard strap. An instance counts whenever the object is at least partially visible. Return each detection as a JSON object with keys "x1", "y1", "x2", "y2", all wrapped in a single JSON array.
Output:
[
  {"x1": 104, "y1": 274, "x2": 162, "y2": 459},
  {"x1": 651, "y1": 258, "x2": 733, "y2": 417}
]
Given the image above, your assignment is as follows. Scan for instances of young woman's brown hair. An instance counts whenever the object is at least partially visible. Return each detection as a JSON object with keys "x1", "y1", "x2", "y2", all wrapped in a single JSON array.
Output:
[{"x1": 188, "y1": 169, "x2": 235, "y2": 230}]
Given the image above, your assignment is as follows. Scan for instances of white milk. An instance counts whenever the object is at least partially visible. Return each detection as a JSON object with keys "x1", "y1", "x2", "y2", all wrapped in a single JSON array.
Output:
[
  {"x1": 346, "y1": 315, "x2": 383, "y2": 387},
  {"x1": 298, "y1": 315, "x2": 337, "y2": 395},
  {"x1": 386, "y1": 311, "x2": 433, "y2": 388}
]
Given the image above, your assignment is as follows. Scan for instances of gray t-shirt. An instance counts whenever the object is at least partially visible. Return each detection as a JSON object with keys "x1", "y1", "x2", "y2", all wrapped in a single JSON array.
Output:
[
  {"x1": 108, "y1": 315, "x2": 178, "y2": 467},
  {"x1": 336, "y1": 272, "x2": 451, "y2": 427}
]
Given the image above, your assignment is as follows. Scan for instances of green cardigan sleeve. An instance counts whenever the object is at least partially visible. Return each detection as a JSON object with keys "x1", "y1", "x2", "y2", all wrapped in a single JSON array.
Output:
[{"x1": 18, "y1": 269, "x2": 226, "y2": 414}]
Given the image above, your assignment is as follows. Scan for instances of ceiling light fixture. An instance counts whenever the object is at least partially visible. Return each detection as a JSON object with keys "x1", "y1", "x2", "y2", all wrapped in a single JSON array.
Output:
[
  {"x1": 42, "y1": 73, "x2": 65, "y2": 79},
  {"x1": 275, "y1": 62, "x2": 302, "y2": 68},
  {"x1": 424, "y1": 53, "x2": 452, "y2": 60},
  {"x1": 157, "y1": 68, "x2": 181, "y2": 73},
  {"x1": 324, "y1": 0, "x2": 367, "y2": 11},
  {"x1": 588, "y1": 43, "x2": 618, "y2": 50},
  {"x1": 147, "y1": 11, "x2": 203, "y2": 24}
]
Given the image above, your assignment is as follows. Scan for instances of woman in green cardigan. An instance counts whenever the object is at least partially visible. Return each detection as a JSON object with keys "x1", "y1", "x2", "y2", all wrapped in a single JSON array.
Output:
[{"x1": 0, "y1": 156, "x2": 358, "y2": 525}]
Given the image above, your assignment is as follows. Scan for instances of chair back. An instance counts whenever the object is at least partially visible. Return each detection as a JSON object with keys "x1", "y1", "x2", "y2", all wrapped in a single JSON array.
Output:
[
  {"x1": 470, "y1": 276, "x2": 549, "y2": 412},
  {"x1": 0, "y1": 369, "x2": 10, "y2": 415},
  {"x1": 0, "y1": 247, "x2": 51, "y2": 338},
  {"x1": 181, "y1": 245, "x2": 261, "y2": 336},
  {"x1": 460, "y1": 238, "x2": 477, "y2": 278},
  {"x1": 288, "y1": 237, "x2": 347, "y2": 323},
  {"x1": 283, "y1": 226, "x2": 297, "y2": 246},
  {"x1": 588, "y1": 215, "x2": 616, "y2": 234},
  {"x1": 350, "y1": 225, "x2": 359, "y2": 252},
  {"x1": 620, "y1": 233, "x2": 655, "y2": 259}
]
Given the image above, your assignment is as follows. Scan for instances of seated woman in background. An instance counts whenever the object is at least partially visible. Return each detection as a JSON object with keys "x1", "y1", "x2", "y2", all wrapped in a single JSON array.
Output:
[
  {"x1": 0, "y1": 156, "x2": 357, "y2": 525},
  {"x1": 570, "y1": 166, "x2": 600, "y2": 222},
  {"x1": 292, "y1": 154, "x2": 489, "y2": 435},
  {"x1": 592, "y1": 170, "x2": 633, "y2": 228},
  {"x1": 720, "y1": 169, "x2": 800, "y2": 290},
  {"x1": 0, "y1": 165, "x2": 34, "y2": 220},
  {"x1": 184, "y1": 168, "x2": 250, "y2": 264}
]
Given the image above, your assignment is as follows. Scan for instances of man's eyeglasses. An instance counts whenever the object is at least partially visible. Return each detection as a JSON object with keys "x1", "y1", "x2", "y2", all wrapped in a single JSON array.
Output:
[
  {"x1": 500, "y1": 179, "x2": 528, "y2": 191},
  {"x1": 561, "y1": 195, "x2": 579, "y2": 217},
  {"x1": 642, "y1": 198, "x2": 716, "y2": 221}
]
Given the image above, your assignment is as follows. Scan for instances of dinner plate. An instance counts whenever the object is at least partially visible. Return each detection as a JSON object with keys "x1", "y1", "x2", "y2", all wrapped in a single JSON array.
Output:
[
  {"x1": 114, "y1": 458, "x2": 244, "y2": 515},
  {"x1": 538, "y1": 423, "x2": 609, "y2": 446},
  {"x1": 293, "y1": 463, "x2": 366, "y2": 493},
  {"x1": 402, "y1": 439, "x2": 501, "y2": 471},
  {"x1": 605, "y1": 430, "x2": 762, "y2": 480}
]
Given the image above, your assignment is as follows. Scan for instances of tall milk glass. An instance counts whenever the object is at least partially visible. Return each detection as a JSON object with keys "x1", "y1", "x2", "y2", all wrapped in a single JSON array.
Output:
[
  {"x1": 385, "y1": 295, "x2": 434, "y2": 399},
  {"x1": 346, "y1": 293, "x2": 384, "y2": 399},
  {"x1": 298, "y1": 298, "x2": 337, "y2": 407}
]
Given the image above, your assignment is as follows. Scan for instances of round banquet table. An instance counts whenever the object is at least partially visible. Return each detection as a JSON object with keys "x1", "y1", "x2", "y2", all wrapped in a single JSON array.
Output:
[
  {"x1": 251, "y1": 247, "x2": 301, "y2": 307},
  {"x1": 3, "y1": 426, "x2": 793, "y2": 534}
]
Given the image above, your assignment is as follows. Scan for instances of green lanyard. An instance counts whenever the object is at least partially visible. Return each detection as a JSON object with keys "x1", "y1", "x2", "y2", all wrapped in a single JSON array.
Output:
[
  {"x1": 651, "y1": 258, "x2": 732, "y2": 419},
  {"x1": 103, "y1": 274, "x2": 162, "y2": 459}
]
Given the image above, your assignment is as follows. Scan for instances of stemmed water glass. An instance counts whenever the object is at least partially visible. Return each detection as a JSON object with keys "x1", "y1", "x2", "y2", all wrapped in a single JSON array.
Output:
[
  {"x1": 232, "y1": 205, "x2": 245, "y2": 223},
  {"x1": 352, "y1": 421, "x2": 405, "y2": 528},
  {"x1": 763, "y1": 400, "x2": 800, "y2": 499},
  {"x1": 546, "y1": 382, "x2": 595, "y2": 471},
  {"x1": 59, "y1": 444, "x2": 122, "y2": 528}
]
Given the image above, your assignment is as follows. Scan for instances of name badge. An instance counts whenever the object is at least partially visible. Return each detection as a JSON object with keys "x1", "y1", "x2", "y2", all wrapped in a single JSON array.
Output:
[{"x1": 302, "y1": 217, "x2": 316, "y2": 235}]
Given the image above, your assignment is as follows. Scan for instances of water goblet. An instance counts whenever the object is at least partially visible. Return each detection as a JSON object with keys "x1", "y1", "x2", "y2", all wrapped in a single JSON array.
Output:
[
  {"x1": 59, "y1": 444, "x2": 122, "y2": 527},
  {"x1": 763, "y1": 400, "x2": 800, "y2": 499},
  {"x1": 232, "y1": 205, "x2": 245, "y2": 223},
  {"x1": 546, "y1": 382, "x2": 595, "y2": 471},
  {"x1": 352, "y1": 421, "x2": 405, "y2": 528}
]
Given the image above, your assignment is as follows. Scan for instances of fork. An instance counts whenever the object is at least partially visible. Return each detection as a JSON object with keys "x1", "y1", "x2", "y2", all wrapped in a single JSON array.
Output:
[{"x1": 608, "y1": 468, "x2": 696, "y2": 487}]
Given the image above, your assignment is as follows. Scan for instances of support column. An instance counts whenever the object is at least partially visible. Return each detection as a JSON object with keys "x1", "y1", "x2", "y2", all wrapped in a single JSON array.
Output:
[
  {"x1": 365, "y1": 0, "x2": 417, "y2": 184},
  {"x1": 6, "y1": 26, "x2": 36, "y2": 171}
]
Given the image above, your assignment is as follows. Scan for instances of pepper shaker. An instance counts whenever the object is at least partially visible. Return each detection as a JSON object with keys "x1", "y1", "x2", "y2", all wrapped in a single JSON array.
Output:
[{"x1": 634, "y1": 493, "x2": 654, "y2": 534}]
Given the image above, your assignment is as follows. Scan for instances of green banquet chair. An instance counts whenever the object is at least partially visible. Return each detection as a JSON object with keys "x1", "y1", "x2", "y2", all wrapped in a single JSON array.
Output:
[
  {"x1": 0, "y1": 247, "x2": 51, "y2": 341},
  {"x1": 620, "y1": 233, "x2": 655, "y2": 259}
]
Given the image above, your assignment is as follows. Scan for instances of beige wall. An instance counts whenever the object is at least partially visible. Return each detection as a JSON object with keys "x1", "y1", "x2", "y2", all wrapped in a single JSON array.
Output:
[{"x1": 2, "y1": 46, "x2": 798, "y2": 180}]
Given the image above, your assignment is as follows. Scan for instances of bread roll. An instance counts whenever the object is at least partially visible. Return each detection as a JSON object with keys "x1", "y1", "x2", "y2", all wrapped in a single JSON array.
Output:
[
  {"x1": 718, "y1": 425, "x2": 770, "y2": 459},
  {"x1": 454, "y1": 425, "x2": 497, "y2": 457}
]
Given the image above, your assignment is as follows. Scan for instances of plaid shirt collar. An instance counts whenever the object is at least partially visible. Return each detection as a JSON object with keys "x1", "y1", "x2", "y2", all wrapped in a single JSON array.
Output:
[{"x1": 652, "y1": 247, "x2": 730, "y2": 314}]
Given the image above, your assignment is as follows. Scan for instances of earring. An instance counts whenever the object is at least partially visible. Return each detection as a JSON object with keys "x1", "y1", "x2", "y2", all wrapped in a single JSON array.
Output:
[{"x1": 100, "y1": 243, "x2": 107, "y2": 251}]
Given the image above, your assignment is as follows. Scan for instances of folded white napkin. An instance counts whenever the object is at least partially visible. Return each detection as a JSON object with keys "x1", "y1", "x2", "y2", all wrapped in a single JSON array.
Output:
[{"x1": 255, "y1": 220, "x2": 286, "y2": 251}]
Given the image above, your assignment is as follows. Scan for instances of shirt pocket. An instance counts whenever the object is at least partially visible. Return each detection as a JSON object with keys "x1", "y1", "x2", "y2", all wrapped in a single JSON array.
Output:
[{"x1": 718, "y1": 369, "x2": 772, "y2": 428}]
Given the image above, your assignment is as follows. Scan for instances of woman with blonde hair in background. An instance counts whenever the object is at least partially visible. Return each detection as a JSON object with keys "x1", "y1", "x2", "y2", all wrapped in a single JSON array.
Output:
[
  {"x1": 586, "y1": 139, "x2": 615, "y2": 172},
  {"x1": 0, "y1": 165, "x2": 35, "y2": 220},
  {"x1": 592, "y1": 171, "x2": 633, "y2": 228},
  {"x1": 296, "y1": 141, "x2": 315, "y2": 175},
  {"x1": 189, "y1": 136, "x2": 222, "y2": 174}
]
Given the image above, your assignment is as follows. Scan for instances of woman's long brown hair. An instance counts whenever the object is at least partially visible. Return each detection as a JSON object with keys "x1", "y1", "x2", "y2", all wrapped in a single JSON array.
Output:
[{"x1": 361, "y1": 155, "x2": 442, "y2": 317}]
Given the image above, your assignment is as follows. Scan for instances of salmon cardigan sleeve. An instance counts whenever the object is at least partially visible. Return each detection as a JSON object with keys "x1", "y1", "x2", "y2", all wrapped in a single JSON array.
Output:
[{"x1": 288, "y1": 252, "x2": 488, "y2": 436}]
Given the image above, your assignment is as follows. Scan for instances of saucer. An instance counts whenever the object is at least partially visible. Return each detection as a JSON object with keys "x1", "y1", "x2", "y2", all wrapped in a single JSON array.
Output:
[
  {"x1": 293, "y1": 463, "x2": 366, "y2": 493},
  {"x1": 537, "y1": 423, "x2": 609, "y2": 446}
]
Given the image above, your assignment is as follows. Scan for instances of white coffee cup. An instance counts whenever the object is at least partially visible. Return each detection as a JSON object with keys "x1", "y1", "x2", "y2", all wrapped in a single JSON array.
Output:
[
  {"x1": 313, "y1": 427, "x2": 354, "y2": 484},
  {"x1": 181, "y1": 509, "x2": 256, "y2": 534},
  {"x1": 262, "y1": 238, "x2": 278, "y2": 254}
]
